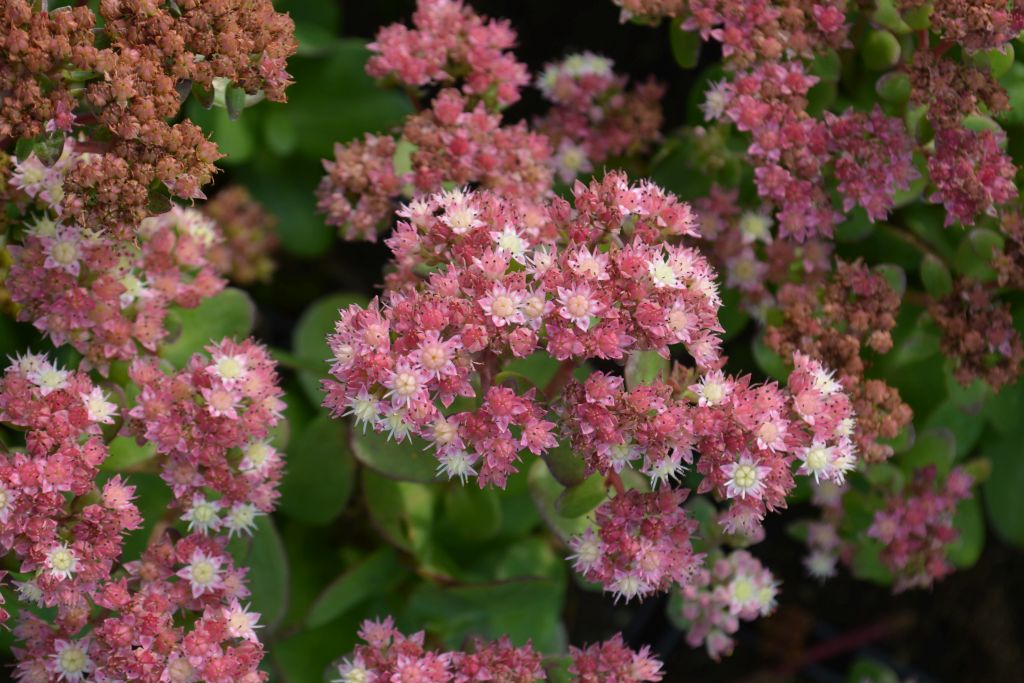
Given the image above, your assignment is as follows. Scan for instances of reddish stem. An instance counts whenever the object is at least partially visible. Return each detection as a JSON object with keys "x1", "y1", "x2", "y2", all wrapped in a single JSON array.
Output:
[
  {"x1": 543, "y1": 359, "x2": 578, "y2": 400},
  {"x1": 72, "y1": 140, "x2": 111, "y2": 154},
  {"x1": 775, "y1": 614, "x2": 914, "y2": 676},
  {"x1": 933, "y1": 39, "x2": 954, "y2": 57},
  {"x1": 605, "y1": 470, "x2": 626, "y2": 497}
]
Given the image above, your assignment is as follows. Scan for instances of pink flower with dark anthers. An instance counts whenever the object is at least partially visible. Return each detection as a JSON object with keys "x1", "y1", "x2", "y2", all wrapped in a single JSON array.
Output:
[
  {"x1": 868, "y1": 465, "x2": 974, "y2": 592},
  {"x1": 676, "y1": 549, "x2": 778, "y2": 660},
  {"x1": 928, "y1": 127, "x2": 1018, "y2": 227},
  {"x1": 479, "y1": 283, "x2": 526, "y2": 328},
  {"x1": 324, "y1": 175, "x2": 726, "y2": 487},
  {"x1": 366, "y1": 0, "x2": 529, "y2": 106},
  {"x1": 569, "y1": 489, "x2": 703, "y2": 602},
  {"x1": 557, "y1": 284, "x2": 603, "y2": 331},
  {"x1": 223, "y1": 600, "x2": 262, "y2": 643}
]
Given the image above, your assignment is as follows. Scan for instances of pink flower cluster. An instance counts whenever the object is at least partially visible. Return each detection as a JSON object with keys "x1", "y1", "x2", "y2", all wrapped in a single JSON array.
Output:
[
  {"x1": 323, "y1": 174, "x2": 721, "y2": 487},
  {"x1": 0, "y1": 354, "x2": 136, "y2": 612},
  {"x1": 708, "y1": 65, "x2": 916, "y2": 240},
  {"x1": 868, "y1": 465, "x2": 973, "y2": 592},
  {"x1": 335, "y1": 617, "x2": 663, "y2": 682},
  {"x1": 568, "y1": 489, "x2": 703, "y2": 602},
  {"x1": 14, "y1": 533, "x2": 266, "y2": 683},
  {"x1": 921, "y1": 0, "x2": 1024, "y2": 52},
  {"x1": 7, "y1": 204, "x2": 225, "y2": 372},
  {"x1": 612, "y1": 0, "x2": 686, "y2": 20},
  {"x1": 683, "y1": 0, "x2": 849, "y2": 68},
  {"x1": 128, "y1": 338, "x2": 285, "y2": 527},
  {"x1": 318, "y1": 89, "x2": 552, "y2": 241},
  {"x1": 535, "y1": 53, "x2": 665, "y2": 182},
  {"x1": 675, "y1": 549, "x2": 779, "y2": 660},
  {"x1": 366, "y1": 0, "x2": 529, "y2": 107},
  {"x1": 562, "y1": 351, "x2": 856, "y2": 543},
  {"x1": 825, "y1": 106, "x2": 919, "y2": 222},
  {"x1": 928, "y1": 127, "x2": 1018, "y2": 227},
  {"x1": 0, "y1": 354, "x2": 267, "y2": 681}
]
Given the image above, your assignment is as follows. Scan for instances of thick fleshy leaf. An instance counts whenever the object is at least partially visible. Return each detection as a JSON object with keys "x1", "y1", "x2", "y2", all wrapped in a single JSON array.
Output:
[
  {"x1": 555, "y1": 472, "x2": 607, "y2": 518},
  {"x1": 528, "y1": 459, "x2": 594, "y2": 543},
  {"x1": 161, "y1": 288, "x2": 256, "y2": 367},
  {"x1": 983, "y1": 435, "x2": 1024, "y2": 546},
  {"x1": 280, "y1": 414, "x2": 356, "y2": 525},
  {"x1": 101, "y1": 437, "x2": 156, "y2": 472},
  {"x1": 402, "y1": 577, "x2": 566, "y2": 653},
  {"x1": 351, "y1": 427, "x2": 441, "y2": 483},
  {"x1": 947, "y1": 495, "x2": 985, "y2": 568},
  {"x1": 233, "y1": 516, "x2": 289, "y2": 632},
  {"x1": 292, "y1": 292, "x2": 369, "y2": 405},
  {"x1": 306, "y1": 548, "x2": 410, "y2": 629},
  {"x1": 442, "y1": 484, "x2": 503, "y2": 541}
]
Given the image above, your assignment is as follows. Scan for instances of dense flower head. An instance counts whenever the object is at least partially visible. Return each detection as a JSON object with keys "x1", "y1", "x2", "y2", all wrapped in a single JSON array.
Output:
[
  {"x1": 366, "y1": 0, "x2": 530, "y2": 107},
  {"x1": 128, "y1": 337, "x2": 286, "y2": 516},
  {"x1": 323, "y1": 175, "x2": 723, "y2": 485},
  {"x1": 681, "y1": 0, "x2": 849, "y2": 70},
  {"x1": 568, "y1": 488, "x2": 703, "y2": 602},
  {"x1": 612, "y1": 0, "x2": 687, "y2": 20},
  {"x1": 0, "y1": 0, "x2": 296, "y2": 237},
  {"x1": 907, "y1": 49, "x2": 1010, "y2": 131},
  {"x1": 675, "y1": 549, "x2": 779, "y2": 660},
  {"x1": 868, "y1": 465, "x2": 973, "y2": 592},
  {"x1": 906, "y1": 0, "x2": 1024, "y2": 52},
  {"x1": 765, "y1": 259, "x2": 912, "y2": 462},
  {"x1": 535, "y1": 53, "x2": 665, "y2": 182},
  {"x1": 7, "y1": 203, "x2": 226, "y2": 373},
  {"x1": 567, "y1": 633, "x2": 664, "y2": 682},
  {"x1": 927, "y1": 127, "x2": 1018, "y2": 227},
  {"x1": 0, "y1": 353, "x2": 139, "y2": 611},
  {"x1": 335, "y1": 617, "x2": 662, "y2": 682},
  {"x1": 12, "y1": 533, "x2": 266, "y2": 683},
  {"x1": 995, "y1": 209, "x2": 1024, "y2": 289},
  {"x1": 318, "y1": 89, "x2": 553, "y2": 241},
  {"x1": 203, "y1": 186, "x2": 280, "y2": 285},
  {"x1": 825, "y1": 106, "x2": 918, "y2": 222},
  {"x1": 929, "y1": 281, "x2": 1024, "y2": 390}
]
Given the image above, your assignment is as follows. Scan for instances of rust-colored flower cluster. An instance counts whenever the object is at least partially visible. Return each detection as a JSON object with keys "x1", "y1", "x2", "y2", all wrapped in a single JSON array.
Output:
[
  {"x1": 765, "y1": 260, "x2": 912, "y2": 462},
  {"x1": 930, "y1": 281, "x2": 1024, "y2": 390},
  {"x1": 203, "y1": 186, "x2": 280, "y2": 285},
  {"x1": 0, "y1": 0, "x2": 296, "y2": 238}
]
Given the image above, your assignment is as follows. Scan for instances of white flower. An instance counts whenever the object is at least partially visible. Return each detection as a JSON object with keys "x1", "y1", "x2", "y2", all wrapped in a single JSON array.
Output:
[
  {"x1": 28, "y1": 360, "x2": 70, "y2": 396},
  {"x1": 81, "y1": 387, "x2": 118, "y2": 424},
  {"x1": 223, "y1": 600, "x2": 262, "y2": 642},
  {"x1": 51, "y1": 639, "x2": 94, "y2": 683},
  {"x1": 491, "y1": 226, "x2": 528, "y2": 262},
  {"x1": 178, "y1": 550, "x2": 224, "y2": 598},
  {"x1": 224, "y1": 503, "x2": 261, "y2": 539},
  {"x1": 436, "y1": 449, "x2": 477, "y2": 484},
  {"x1": 210, "y1": 353, "x2": 249, "y2": 385},
  {"x1": 45, "y1": 543, "x2": 79, "y2": 581},
  {"x1": 181, "y1": 495, "x2": 222, "y2": 535},
  {"x1": 723, "y1": 454, "x2": 771, "y2": 500},
  {"x1": 240, "y1": 440, "x2": 279, "y2": 474},
  {"x1": 345, "y1": 390, "x2": 382, "y2": 432}
]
